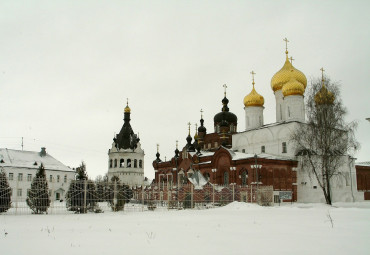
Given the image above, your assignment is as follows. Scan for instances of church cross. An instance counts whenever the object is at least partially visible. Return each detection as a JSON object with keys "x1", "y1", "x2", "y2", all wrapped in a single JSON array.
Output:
[
  {"x1": 250, "y1": 71, "x2": 256, "y2": 85},
  {"x1": 223, "y1": 84, "x2": 227, "y2": 97},
  {"x1": 320, "y1": 67, "x2": 325, "y2": 81},
  {"x1": 188, "y1": 122, "x2": 191, "y2": 135},
  {"x1": 289, "y1": 56, "x2": 295, "y2": 64},
  {"x1": 126, "y1": 98, "x2": 129, "y2": 106},
  {"x1": 200, "y1": 109, "x2": 203, "y2": 119},
  {"x1": 283, "y1": 37, "x2": 289, "y2": 53},
  {"x1": 176, "y1": 140, "x2": 178, "y2": 149},
  {"x1": 156, "y1": 143, "x2": 159, "y2": 153}
]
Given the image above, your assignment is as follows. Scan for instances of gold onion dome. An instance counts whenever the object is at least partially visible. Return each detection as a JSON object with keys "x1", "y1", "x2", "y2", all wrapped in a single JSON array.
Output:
[
  {"x1": 282, "y1": 76, "x2": 305, "y2": 96},
  {"x1": 243, "y1": 81, "x2": 264, "y2": 107},
  {"x1": 315, "y1": 83, "x2": 335, "y2": 105},
  {"x1": 271, "y1": 56, "x2": 307, "y2": 92},
  {"x1": 124, "y1": 103, "x2": 131, "y2": 113}
]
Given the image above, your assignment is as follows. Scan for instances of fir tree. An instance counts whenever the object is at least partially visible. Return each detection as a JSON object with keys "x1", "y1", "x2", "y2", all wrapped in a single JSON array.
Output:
[
  {"x1": 66, "y1": 162, "x2": 97, "y2": 213},
  {"x1": 26, "y1": 163, "x2": 51, "y2": 214},
  {"x1": 107, "y1": 176, "x2": 133, "y2": 211},
  {"x1": 0, "y1": 168, "x2": 12, "y2": 213}
]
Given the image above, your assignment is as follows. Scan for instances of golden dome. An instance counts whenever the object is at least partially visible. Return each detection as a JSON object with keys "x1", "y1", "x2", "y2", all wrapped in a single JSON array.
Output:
[
  {"x1": 315, "y1": 83, "x2": 335, "y2": 105},
  {"x1": 282, "y1": 76, "x2": 305, "y2": 96},
  {"x1": 124, "y1": 104, "x2": 131, "y2": 113},
  {"x1": 271, "y1": 56, "x2": 307, "y2": 92},
  {"x1": 243, "y1": 82, "x2": 264, "y2": 107}
]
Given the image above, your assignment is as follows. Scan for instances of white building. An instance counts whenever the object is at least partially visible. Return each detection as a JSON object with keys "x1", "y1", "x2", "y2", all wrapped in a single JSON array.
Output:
[
  {"x1": 232, "y1": 46, "x2": 363, "y2": 203},
  {"x1": 0, "y1": 147, "x2": 75, "y2": 201},
  {"x1": 107, "y1": 102, "x2": 145, "y2": 186}
]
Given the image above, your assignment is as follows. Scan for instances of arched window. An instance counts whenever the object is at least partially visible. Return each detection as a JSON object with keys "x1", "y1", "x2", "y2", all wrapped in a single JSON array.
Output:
[
  {"x1": 261, "y1": 146, "x2": 265, "y2": 153},
  {"x1": 134, "y1": 159, "x2": 137, "y2": 168},
  {"x1": 247, "y1": 116, "x2": 250, "y2": 127},
  {"x1": 224, "y1": 172, "x2": 229, "y2": 185},
  {"x1": 230, "y1": 124, "x2": 234, "y2": 132},
  {"x1": 109, "y1": 159, "x2": 112, "y2": 168},
  {"x1": 120, "y1": 158, "x2": 124, "y2": 168},
  {"x1": 114, "y1": 159, "x2": 117, "y2": 168},
  {"x1": 139, "y1": 160, "x2": 143, "y2": 168},
  {"x1": 127, "y1": 159, "x2": 131, "y2": 168},
  {"x1": 241, "y1": 171, "x2": 248, "y2": 186}
]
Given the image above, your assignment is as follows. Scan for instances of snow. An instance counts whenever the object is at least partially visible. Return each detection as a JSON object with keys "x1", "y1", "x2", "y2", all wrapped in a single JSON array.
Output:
[
  {"x1": 0, "y1": 148, "x2": 73, "y2": 172},
  {"x1": 1, "y1": 202, "x2": 369, "y2": 255}
]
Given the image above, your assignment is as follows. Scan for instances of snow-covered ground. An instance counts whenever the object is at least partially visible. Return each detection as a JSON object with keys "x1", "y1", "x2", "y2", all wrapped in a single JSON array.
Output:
[{"x1": 1, "y1": 202, "x2": 369, "y2": 255}]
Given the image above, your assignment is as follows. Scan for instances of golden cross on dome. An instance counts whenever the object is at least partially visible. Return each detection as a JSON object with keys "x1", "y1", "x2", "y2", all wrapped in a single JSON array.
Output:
[
  {"x1": 250, "y1": 71, "x2": 256, "y2": 86},
  {"x1": 223, "y1": 84, "x2": 227, "y2": 97},
  {"x1": 320, "y1": 67, "x2": 325, "y2": 81},
  {"x1": 289, "y1": 56, "x2": 295, "y2": 64},
  {"x1": 188, "y1": 122, "x2": 191, "y2": 135},
  {"x1": 200, "y1": 109, "x2": 203, "y2": 119},
  {"x1": 156, "y1": 143, "x2": 159, "y2": 153},
  {"x1": 283, "y1": 37, "x2": 289, "y2": 54}
]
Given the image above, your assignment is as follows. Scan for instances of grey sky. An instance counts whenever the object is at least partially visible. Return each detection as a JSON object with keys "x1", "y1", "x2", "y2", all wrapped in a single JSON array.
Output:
[{"x1": 1, "y1": 1, "x2": 369, "y2": 180}]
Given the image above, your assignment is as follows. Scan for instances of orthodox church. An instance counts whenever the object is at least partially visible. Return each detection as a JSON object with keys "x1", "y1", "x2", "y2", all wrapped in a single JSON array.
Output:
[
  {"x1": 152, "y1": 40, "x2": 366, "y2": 203},
  {"x1": 107, "y1": 101, "x2": 145, "y2": 186}
]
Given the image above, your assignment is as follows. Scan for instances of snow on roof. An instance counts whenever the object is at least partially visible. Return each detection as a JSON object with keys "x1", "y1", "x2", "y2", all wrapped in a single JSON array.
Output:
[
  {"x1": 0, "y1": 148, "x2": 73, "y2": 172},
  {"x1": 231, "y1": 151, "x2": 295, "y2": 161},
  {"x1": 356, "y1": 161, "x2": 370, "y2": 167}
]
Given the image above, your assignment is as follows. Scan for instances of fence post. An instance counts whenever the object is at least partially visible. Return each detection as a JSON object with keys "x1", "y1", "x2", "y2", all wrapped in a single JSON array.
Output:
[
  {"x1": 212, "y1": 184, "x2": 215, "y2": 205},
  {"x1": 142, "y1": 188, "x2": 144, "y2": 212},
  {"x1": 191, "y1": 183, "x2": 194, "y2": 209},
  {"x1": 232, "y1": 184, "x2": 235, "y2": 202},
  {"x1": 83, "y1": 179, "x2": 87, "y2": 213},
  {"x1": 250, "y1": 185, "x2": 253, "y2": 203}
]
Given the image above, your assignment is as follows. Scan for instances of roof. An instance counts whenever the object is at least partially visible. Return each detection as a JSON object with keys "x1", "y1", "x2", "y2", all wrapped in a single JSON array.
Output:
[
  {"x1": 356, "y1": 161, "x2": 370, "y2": 167},
  {"x1": 0, "y1": 148, "x2": 73, "y2": 172}
]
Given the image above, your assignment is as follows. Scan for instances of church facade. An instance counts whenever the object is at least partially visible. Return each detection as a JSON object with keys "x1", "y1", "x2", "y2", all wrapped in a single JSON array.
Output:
[
  {"x1": 107, "y1": 102, "x2": 145, "y2": 186},
  {"x1": 152, "y1": 41, "x2": 366, "y2": 203}
]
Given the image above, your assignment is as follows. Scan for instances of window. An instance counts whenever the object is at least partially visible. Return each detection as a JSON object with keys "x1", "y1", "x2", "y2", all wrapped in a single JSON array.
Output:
[
  {"x1": 224, "y1": 172, "x2": 229, "y2": 185},
  {"x1": 109, "y1": 159, "x2": 112, "y2": 168},
  {"x1": 259, "y1": 116, "x2": 262, "y2": 126},
  {"x1": 139, "y1": 160, "x2": 143, "y2": 168},
  {"x1": 133, "y1": 159, "x2": 137, "y2": 168},
  {"x1": 17, "y1": 189, "x2": 22, "y2": 197},
  {"x1": 50, "y1": 175, "x2": 53, "y2": 182},
  {"x1": 27, "y1": 189, "x2": 31, "y2": 196},
  {"x1": 247, "y1": 116, "x2": 250, "y2": 127},
  {"x1": 114, "y1": 159, "x2": 117, "y2": 168},
  {"x1": 288, "y1": 106, "x2": 291, "y2": 117},
  {"x1": 282, "y1": 142, "x2": 287, "y2": 153},
  {"x1": 18, "y1": 173, "x2": 23, "y2": 181},
  {"x1": 127, "y1": 159, "x2": 131, "y2": 168},
  {"x1": 27, "y1": 174, "x2": 32, "y2": 182},
  {"x1": 214, "y1": 142, "x2": 218, "y2": 148},
  {"x1": 64, "y1": 175, "x2": 67, "y2": 183},
  {"x1": 242, "y1": 149, "x2": 245, "y2": 153},
  {"x1": 230, "y1": 124, "x2": 234, "y2": 132},
  {"x1": 261, "y1": 146, "x2": 265, "y2": 153},
  {"x1": 120, "y1": 159, "x2": 124, "y2": 167},
  {"x1": 9, "y1": 173, "x2": 13, "y2": 180},
  {"x1": 57, "y1": 175, "x2": 60, "y2": 182},
  {"x1": 241, "y1": 171, "x2": 248, "y2": 186}
]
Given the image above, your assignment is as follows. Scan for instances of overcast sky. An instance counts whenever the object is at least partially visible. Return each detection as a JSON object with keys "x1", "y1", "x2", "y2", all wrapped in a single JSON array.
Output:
[{"x1": 1, "y1": 0, "x2": 369, "y2": 180}]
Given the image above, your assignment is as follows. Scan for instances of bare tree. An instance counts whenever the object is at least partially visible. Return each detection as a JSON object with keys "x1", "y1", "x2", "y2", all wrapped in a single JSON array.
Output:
[{"x1": 291, "y1": 75, "x2": 359, "y2": 205}]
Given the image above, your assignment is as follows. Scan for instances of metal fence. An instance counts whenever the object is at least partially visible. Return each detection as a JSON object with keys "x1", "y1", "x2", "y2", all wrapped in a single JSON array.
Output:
[{"x1": 0, "y1": 178, "x2": 274, "y2": 215}]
